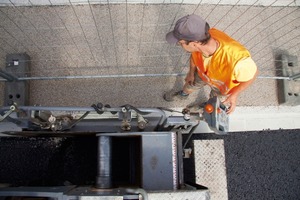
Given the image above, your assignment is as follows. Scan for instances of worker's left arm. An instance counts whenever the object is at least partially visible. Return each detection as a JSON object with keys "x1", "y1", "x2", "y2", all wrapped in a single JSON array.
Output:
[{"x1": 223, "y1": 57, "x2": 258, "y2": 114}]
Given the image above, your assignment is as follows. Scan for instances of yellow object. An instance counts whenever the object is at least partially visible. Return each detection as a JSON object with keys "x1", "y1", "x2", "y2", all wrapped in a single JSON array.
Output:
[{"x1": 192, "y1": 28, "x2": 256, "y2": 95}]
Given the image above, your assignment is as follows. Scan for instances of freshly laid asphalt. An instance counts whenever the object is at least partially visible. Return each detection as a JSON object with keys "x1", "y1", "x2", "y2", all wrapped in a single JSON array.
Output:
[{"x1": 184, "y1": 129, "x2": 300, "y2": 200}]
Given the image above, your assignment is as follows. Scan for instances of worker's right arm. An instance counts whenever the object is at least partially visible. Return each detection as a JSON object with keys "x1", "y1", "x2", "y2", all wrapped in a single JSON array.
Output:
[{"x1": 185, "y1": 56, "x2": 197, "y2": 86}]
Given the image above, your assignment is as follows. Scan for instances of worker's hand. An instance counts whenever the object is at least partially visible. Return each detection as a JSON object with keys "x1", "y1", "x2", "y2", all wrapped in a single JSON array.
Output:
[
  {"x1": 185, "y1": 72, "x2": 195, "y2": 86},
  {"x1": 222, "y1": 94, "x2": 238, "y2": 114}
]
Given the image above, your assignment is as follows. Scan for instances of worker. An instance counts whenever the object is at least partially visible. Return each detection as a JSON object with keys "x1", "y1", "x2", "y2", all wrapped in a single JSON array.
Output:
[{"x1": 164, "y1": 14, "x2": 258, "y2": 114}]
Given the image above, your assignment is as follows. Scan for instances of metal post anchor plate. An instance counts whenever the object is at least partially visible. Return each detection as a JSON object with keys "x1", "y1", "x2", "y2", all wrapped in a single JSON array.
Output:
[{"x1": 4, "y1": 53, "x2": 30, "y2": 106}]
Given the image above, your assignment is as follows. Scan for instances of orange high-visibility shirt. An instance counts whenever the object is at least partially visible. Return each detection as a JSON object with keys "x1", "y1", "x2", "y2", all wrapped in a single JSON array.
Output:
[{"x1": 192, "y1": 28, "x2": 253, "y2": 95}]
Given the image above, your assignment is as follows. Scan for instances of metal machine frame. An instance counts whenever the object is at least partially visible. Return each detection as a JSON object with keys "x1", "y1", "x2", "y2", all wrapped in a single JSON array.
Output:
[
  {"x1": 0, "y1": 54, "x2": 229, "y2": 200},
  {"x1": 0, "y1": 98, "x2": 228, "y2": 199}
]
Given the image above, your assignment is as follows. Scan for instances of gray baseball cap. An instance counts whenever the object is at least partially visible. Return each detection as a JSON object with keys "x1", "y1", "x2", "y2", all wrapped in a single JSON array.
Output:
[{"x1": 166, "y1": 14, "x2": 208, "y2": 44}]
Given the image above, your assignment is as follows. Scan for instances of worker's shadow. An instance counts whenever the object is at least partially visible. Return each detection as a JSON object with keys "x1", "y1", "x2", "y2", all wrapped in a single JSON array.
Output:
[{"x1": 168, "y1": 75, "x2": 209, "y2": 108}]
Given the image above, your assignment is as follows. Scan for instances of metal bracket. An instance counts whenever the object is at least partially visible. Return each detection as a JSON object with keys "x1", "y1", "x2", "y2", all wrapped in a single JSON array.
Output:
[
  {"x1": 276, "y1": 53, "x2": 300, "y2": 105},
  {"x1": 3, "y1": 53, "x2": 30, "y2": 106},
  {"x1": 120, "y1": 105, "x2": 132, "y2": 131},
  {"x1": 0, "y1": 104, "x2": 16, "y2": 122}
]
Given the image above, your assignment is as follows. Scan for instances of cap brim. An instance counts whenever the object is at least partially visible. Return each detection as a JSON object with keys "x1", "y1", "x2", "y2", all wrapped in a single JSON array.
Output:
[{"x1": 166, "y1": 31, "x2": 179, "y2": 44}]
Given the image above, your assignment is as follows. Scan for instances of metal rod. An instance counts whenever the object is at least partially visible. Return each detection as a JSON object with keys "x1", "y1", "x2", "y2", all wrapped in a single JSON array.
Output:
[
  {"x1": 289, "y1": 73, "x2": 300, "y2": 81},
  {"x1": 125, "y1": 188, "x2": 148, "y2": 200},
  {"x1": 4, "y1": 73, "x2": 186, "y2": 81},
  {"x1": 0, "y1": 69, "x2": 19, "y2": 82},
  {"x1": 257, "y1": 76, "x2": 290, "y2": 80},
  {"x1": 96, "y1": 135, "x2": 112, "y2": 189},
  {"x1": 183, "y1": 123, "x2": 200, "y2": 150},
  {"x1": 0, "y1": 73, "x2": 290, "y2": 82}
]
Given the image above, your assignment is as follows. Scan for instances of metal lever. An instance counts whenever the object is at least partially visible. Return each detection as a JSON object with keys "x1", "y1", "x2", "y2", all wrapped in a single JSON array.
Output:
[
  {"x1": 121, "y1": 105, "x2": 132, "y2": 131},
  {"x1": 0, "y1": 104, "x2": 16, "y2": 122},
  {"x1": 137, "y1": 113, "x2": 148, "y2": 130}
]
